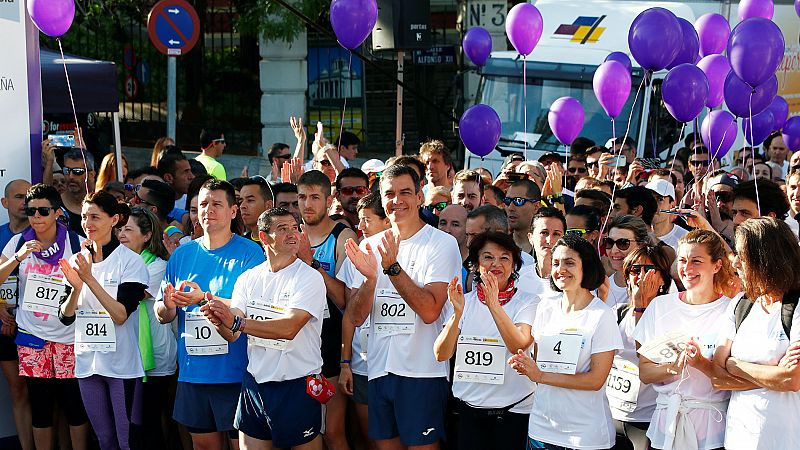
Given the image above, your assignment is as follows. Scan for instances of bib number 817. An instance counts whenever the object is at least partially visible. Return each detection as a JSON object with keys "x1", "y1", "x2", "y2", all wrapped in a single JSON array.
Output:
[
  {"x1": 464, "y1": 350, "x2": 493, "y2": 366},
  {"x1": 85, "y1": 323, "x2": 107, "y2": 336},
  {"x1": 36, "y1": 286, "x2": 59, "y2": 301},
  {"x1": 380, "y1": 303, "x2": 406, "y2": 317}
]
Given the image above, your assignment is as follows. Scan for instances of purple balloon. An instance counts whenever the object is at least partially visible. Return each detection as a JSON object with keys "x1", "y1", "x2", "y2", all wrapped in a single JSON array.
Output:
[
  {"x1": 463, "y1": 27, "x2": 492, "y2": 66},
  {"x1": 593, "y1": 61, "x2": 632, "y2": 119},
  {"x1": 724, "y1": 73, "x2": 778, "y2": 118},
  {"x1": 662, "y1": 64, "x2": 709, "y2": 123},
  {"x1": 727, "y1": 18, "x2": 785, "y2": 88},
  {"x1": 701, "y1": 110, "x2": 738, "y2": 158},
  {"x1": 667, "y1": 18, "x2": 700, "y2": 70},
  {"x1": 768, "y1": 96, "x2": 789, "y2": 131},
  {"x1": 605, "y1": 52, "x2": 632, "y2": 73},
  {"x1": 783, "y1": 116, "x2": 800, "y2": 152},
  {"x1": 460, "y1": 104, "x2": 501, "y2": 158},
  {"x1": 548, "y1": 97, "x2": 584, "y2": 146},
  {"x1": 330, "y1": 0, "x2": 378, "y2": 50},
  {"x1": 628, "y1": 8, "x2": 682, "y2": 72},
  {"x1": 695, "y1": 13, "x2": 730, "y2": 57},
  {"x1": 696, "y1": 55, "x2": 730, "y2": 108},
  {"x1": 796, "y1": 0, "x2": 800, "y2": 17},
  {"x1": 28, "y1": 0, "x2": 74, "y2": 37},
  {"x1": 742, "y1": 109, "x2": 775, "y2": 145},
  {"x1": 738, "y1": 0, "x2": 774, "y2": 21},
  {"x1": 505, "y1": 3, "x2": 543, "y2": 57}
]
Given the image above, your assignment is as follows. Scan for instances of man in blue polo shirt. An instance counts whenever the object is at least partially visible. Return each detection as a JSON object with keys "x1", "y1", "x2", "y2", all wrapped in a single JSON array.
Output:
[{"x1": 155, "y1": 179, "x2": 264, "y2": 449}]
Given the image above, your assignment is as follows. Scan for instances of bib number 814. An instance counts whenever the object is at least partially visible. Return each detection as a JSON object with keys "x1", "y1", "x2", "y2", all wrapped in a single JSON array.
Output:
[
  {"x1": 85, "y1": 323, "x2": 107, "y2": 336},
  {"x1": 464, "y1": 350, "x2": 493, "y2": 366},
  {"x1": 380, "y1": 303, "x2": 406, "y2": 317}
]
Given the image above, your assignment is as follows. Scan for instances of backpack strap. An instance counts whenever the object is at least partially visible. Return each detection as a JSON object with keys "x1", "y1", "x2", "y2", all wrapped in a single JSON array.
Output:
[
  {"x1": 734, "y1": 297, "x2": 755, "y2": 333},
  {"x1": 67, "y1": 230, "x2": 82, "y2": 256},
  {"x1": 781, "y1": 290, "x2": 800, "y2": 339},
  {"x1": 617, "y1": 304, "x2": 631, "y2": 325},
  {"x1": 10, "y1": 234, "x2": 26, "y2": 277}
]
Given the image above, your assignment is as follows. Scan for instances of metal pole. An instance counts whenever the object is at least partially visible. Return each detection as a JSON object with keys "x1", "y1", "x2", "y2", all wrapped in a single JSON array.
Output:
[
  {"x1": 167, "y1": 56, "x2": 177, "y2": 140},
  {"x1": 113, "y1": 112, "x2": 124, "y2": 181},
  {"x1": 395, "y1": 51, "x2": 404, "y2": 156}
]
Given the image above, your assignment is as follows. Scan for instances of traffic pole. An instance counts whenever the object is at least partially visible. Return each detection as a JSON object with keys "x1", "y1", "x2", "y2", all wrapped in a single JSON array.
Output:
[{"x1": 167, "y1": 55, "x2": 177, "y2": 140}]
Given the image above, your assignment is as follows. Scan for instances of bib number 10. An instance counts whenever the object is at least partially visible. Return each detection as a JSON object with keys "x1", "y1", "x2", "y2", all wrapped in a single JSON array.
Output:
[
  {"x1": 380, "y1": 303, "x2": 406, "y2": 317},
  {"x1": 464, "y1": 350, "x2": 493, "y2": 366},
  {"x1": 194, "y1": 325, "x2": 212, "y2": 340}
]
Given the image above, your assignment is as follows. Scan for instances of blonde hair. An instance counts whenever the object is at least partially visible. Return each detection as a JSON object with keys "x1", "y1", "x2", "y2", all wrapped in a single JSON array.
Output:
[
  {"x1": 95, "y1": 153, "x2": 128, "y2": 192},
  {"x1": 678, "y1": 230, "x2": 738, "y2": 298},
  {"x1": 150, "y1": 137, "x2": 175, "y2": 167}
]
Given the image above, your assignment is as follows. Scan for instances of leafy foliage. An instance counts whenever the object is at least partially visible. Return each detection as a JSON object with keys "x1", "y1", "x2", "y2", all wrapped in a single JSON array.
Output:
[{"x1": 236, "y1": 0, "x2": 330, "y2": 43}]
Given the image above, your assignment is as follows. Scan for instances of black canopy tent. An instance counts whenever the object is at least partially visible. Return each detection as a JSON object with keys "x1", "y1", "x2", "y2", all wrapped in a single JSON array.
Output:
[{"x1": 40, "y1": 49, "x2": 123, "y2": 179}]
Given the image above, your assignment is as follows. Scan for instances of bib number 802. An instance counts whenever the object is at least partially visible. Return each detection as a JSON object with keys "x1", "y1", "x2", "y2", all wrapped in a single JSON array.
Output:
[
  {"x1": 85, "y1": 323, "x2": 107, "y2": 336},
  {"x1": 380, "y1": 303, "x2": 406, "y2": 317},
  {"x1": 464, "y1": 350, "x2": 493, "y2": 366}
]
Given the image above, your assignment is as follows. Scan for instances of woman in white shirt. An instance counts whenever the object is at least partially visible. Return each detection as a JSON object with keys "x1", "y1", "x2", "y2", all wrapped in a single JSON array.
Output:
[
  {"x1": 612, "y1": 245, "x2": 673, "y2": 450},
  {"x1": 633, "y1": 230, "x2": 738, "y2": 450},
  {"x1": 434, "y1": 232, "x2": 537, "y2": 450},
  {"x1": 118, "y1": 206, "x2": 176, "y2": 450},
  {"x1": 509, "y1": 234, "x2": 623, "y2": 449},
  {"x1": 517, "y1": 207, "x2": 565, "y2": 300},
  {"x1": 604, "y1": 216, "x2": 650, "y2": 310},
  {"x1": 59, "y1": 191, "x2": 149, "y2": 450},
  {"x1": 714, "y1": 218, "x2": 800, "y2": 449}
]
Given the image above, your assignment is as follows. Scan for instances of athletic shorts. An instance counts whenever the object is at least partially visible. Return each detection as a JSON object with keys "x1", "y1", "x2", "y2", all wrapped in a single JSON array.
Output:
[
  {"x1": 0, "y1": 335, "x2": 17, "y2": 362},
  {"x1": 321, "y1": 299, "x2": 343, "y2": 378},
  {"x1": 368, "y1": 374, "x2": 448, "y2": 446},
  {"x1": 17, "y1": 341, "x2": 76, "y2": 379},
  {"x1": 352, "y1": 373, "x2": 368, "y2": 405},
  {"x1": 173, "y1": 381, "x2": 240, "y2": 433},
  {"x1": 234, "y1": 371, "x2": 321, "y2": 448}
]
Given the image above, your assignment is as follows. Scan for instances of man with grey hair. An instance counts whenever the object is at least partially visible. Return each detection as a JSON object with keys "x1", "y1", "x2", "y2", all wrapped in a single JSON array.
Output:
[
  {"x1": 60, "y1": 148, "x2": 96, "y2": 236},
  {"x1": 465, "y1": 205, "x2": 534, "y2": 267}
]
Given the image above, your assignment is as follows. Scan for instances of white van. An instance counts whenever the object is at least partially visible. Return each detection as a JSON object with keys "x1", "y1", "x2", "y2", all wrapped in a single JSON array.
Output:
[{"x1": 466, "y1": 0, "x2": 800, "y2": 176}]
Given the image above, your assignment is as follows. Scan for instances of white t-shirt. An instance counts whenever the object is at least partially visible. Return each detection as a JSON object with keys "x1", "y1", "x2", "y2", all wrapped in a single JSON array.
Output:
[
  {"x1": 452, "y1": 290, "x2": 537, "y2": 413},
  {"x1": 786, "y1": 214, "x2": 800, "y2": 238},
  {"x1": 144, "y1": 258, "x2": 176, "y2": 376},
  {"x1": 337, "y1": 257, "x2": 368, "y2": 376},
  {"x1": 350, "y1": 225, "x2": 462, "y2": 380},
  {"x1": 3, "y1": 233, "x2": 82, "y2": 344},
  {"x1": 632, "y1": 291, "x2": 731, "y2": 450},
  {"x1": 520, "y1": 251, "x2": 534, "y2": 267},
  {"x1": 718, "y1": 298, "x2": 800, "y2": 449},
  {"x1": 606, "y1": 274, "x2": 628, "y2": 311},
  {"x1": 657, "y1": 223, "x2": 689, "y2": 251},
  {"x1": 610, "y1": 309, "x2": 658, "y2": 423},
  {"x1": 175, "y1": 194, "x2": 187, "y2": 210},
  {"x1": 231, "y1": 258, "x2": 326, "y2": 383},
  {"x1": 528, "y1": 297, "x2": 623, "y2": 449},
  {"x1": 73, "y1": 244, "x2": 150, "y2": 379},
  {"x1": 516, "y1": 264, "x2": 560, "y2": 302}
]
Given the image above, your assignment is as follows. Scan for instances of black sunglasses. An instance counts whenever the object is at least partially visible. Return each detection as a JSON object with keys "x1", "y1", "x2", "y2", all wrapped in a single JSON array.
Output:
[
  {"x1": 62, "y1": 167, "x2": 87, "y2": 176},
  {"x1": 586, "y1": 161, "x2": 599, "y2": 169},
  {"x1": 503, "y1": 196, "x2": 540, "y2": 207},
  {"x1": 24, "y1": 206, "x2": 56, "y2": 217},
  {"x1": 568, "y1": 167, "x2": 588, "y2": 174},
  {"x1": 630, "y1": 264, "x2": 657, "y2": 275},
  {"x1": 689, "y1": 159, "x2": 710, "y2": 167},
  {"x1": 603, "y1": 237, "x2": 635, "y2": 251},
  {"x1": 711, "y1": 190, "x2": 734, "y2": 203},
  {"x1": 340, "y1": 186, "x2": 369, "y2": 196}
]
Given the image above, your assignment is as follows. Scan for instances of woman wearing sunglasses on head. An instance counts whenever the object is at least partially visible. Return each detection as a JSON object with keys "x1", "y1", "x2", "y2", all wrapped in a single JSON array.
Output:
[
  {"x1": 435, "y1": 232, "x2": 537, "y2": 450},
  {"x1": 610, "y1": 245, "x2": 672, "y2": 450},
  {"x1": 603, "y1": 215, "x2": 651, "y2": 311},
  {"x1": 633, "y1": 230, "x2": 738, "y2": 450},
  {"x1": 509, "y1": 234, "x2": 623, "y2": 450},
  {"x1": 58, "y1": 191, "x2": 150, "y2": 450},
  {"x1": 0, "y1": 184, "x2": 89, "y2": 450}
]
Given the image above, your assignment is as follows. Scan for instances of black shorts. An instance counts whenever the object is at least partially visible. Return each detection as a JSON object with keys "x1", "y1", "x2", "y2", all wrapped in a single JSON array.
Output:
[
  {"x1": 321, "y1": 298, "x2": 342, "y2": 378},
  {"x1": 173, "y1": 381, "x2": 241, "y2": 434},
  {"x1": 0, "y1": 334, "x2": 17, "y2": 361}
]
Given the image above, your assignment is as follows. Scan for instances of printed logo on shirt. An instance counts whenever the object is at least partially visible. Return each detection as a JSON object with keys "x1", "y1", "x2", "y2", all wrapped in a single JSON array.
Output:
[{"x1": 769, "y1": 330, "x2": 789, "y2": 341}]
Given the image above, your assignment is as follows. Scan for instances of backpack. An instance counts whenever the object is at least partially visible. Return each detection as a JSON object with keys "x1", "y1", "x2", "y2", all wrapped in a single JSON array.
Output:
[{"x1": 734, "y1": 290, "x2": 800, "y2": 338}]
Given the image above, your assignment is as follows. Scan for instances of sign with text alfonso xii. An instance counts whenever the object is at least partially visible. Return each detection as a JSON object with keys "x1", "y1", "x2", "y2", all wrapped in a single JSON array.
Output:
[{"x1": 413, "y1": 46, "x2": 456, "y2": 65}]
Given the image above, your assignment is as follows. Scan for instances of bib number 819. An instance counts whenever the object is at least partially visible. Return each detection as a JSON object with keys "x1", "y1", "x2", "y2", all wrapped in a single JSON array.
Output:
[
  {"x1": 464, "y1": 350, "x2": 493, "y2": 366},
  {"x1": 85, "y1": 323, "x2": 107, "y2": 336},
  {"x1": 380, "y1": 303, "x2": 406, "y2": 317}
]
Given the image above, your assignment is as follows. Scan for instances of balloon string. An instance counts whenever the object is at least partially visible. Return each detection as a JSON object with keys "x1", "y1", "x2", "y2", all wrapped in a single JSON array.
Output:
[
  {"x1": 337, "y1": 51, "x2": 353, "y2": 153},
  {"x1": 749, "y1": 91, "x2": 761, "y2": 214},
  {"x1": 57, "y1": 38, "x2": 90, "y2": 195},
  {"x1": 670, "y1": 122, "x2": 685, "y2": 173},
  {"x1": 523, "y1": 55, "x2": 528, "y2": 161}
]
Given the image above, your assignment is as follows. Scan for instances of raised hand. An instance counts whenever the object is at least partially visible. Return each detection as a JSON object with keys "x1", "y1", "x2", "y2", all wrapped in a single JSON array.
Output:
[
  {"x1": 73, "y1": 253, "x2": 94, "y2": 283},
  {"x1": 481, "y1": 271, "x2": 500, "y2": 309},
  {"x1": 162, "y1": 282, "x2": 177, "y2": 309},
  {"x1": 173, "y1": 280, "x2": 205, "y2": 307},
  {"x1": 345, "y1": 238, "x2": 378, "y2": 280},
  {"x1": 447, "y1": 276, "x2": 465, "y2": 316},
  {"x1": 297, "y1": 225, "x2": 315, "y2": 266},
  {"x1": 632, "y1": 269, "x2": 663, "y2": 308},
  {"x1": 15, "y1": 240, "x2": 44, "y2": 262},
  {"x1": 290, "y1": 115, "x2": 306, "y2": 143},
  {"x1": 378, "y1": 230, "x2": 400, "y2": 271},
  {"x1": 59, "y1": 259, "x2": 83, "y2": 291},
  {"x1": 163, "y1": 232, "x2": 179, "y2": 256}
]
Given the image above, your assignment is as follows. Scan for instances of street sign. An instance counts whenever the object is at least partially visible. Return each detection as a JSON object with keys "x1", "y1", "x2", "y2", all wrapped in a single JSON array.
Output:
[
  {"x1": 124, "y1": 75, "x2": 140, "y2": 100},
  {"x1": 147, "y1": 0, "x2": 200, "y2": 56},
  {"x1": 466, "y1": 1, "x2": 507, "y2": 33},
  {"x1": 413, "y1": 46, "x2": 456, "y2": 65},
  {"x1": 123, "y1": 44, "x2": 137, "y2": 70},
  {"x1": 135, "y1": 60, "x2": 151, "y2": 86}
]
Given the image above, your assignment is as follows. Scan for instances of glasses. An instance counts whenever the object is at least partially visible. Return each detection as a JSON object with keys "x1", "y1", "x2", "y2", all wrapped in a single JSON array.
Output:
[
  {"x1": 425, "y1": 202, "x2": 449, "y2": 212},
  {"x1": 124, "y1": 183, "x2": 140, "y2": 192},
  {"x1": 24, "y1": 207, "x2": 55, "y2": 217},
  {"x1": 213, "y1": 139, "x2": 226, "y2": 144},
  {"x1": 339, "y1": 186, "x2": 369, "y2": 196},
  {"x1": 62, "y1": 167, "x2": 87, "y2": 176},
  {"x1": 503, "y1": 196, "x2": 539, "y2": 207},
  {"x1": 567, "y1": 167, "x2": 588, "y2": 174},
  {"x1": 565, "y1": 228, "x2": 588, "y2": 237},
  {"x1": 586, "y1": 161, "x2": 599, "y2": 169},
  {"x1": 273, "y1": 154, "x2": 291, "y2": 161},
  {"x1": 603, "y1": 237, "x2": 635, "y2": 251},
  {"x1": 134, "y1": 192, "x2": 156, "y2": 208},
  {"x1": 689, "y1": 159, "x2": 710, "y2": 167},
  {"x1": 630, "y1": 264, "x2": 658, "y2": 275},
  {"x1": 711, "y1": 190, "x2": 734, "y2": 203}
]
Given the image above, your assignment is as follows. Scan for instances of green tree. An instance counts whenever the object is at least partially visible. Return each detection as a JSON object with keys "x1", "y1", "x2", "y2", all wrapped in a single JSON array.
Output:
[{"x1": 235, "y1": 0, "x2": 329, "y2": 43}]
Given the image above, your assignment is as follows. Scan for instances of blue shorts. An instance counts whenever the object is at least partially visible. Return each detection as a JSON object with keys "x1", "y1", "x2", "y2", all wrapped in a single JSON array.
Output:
[
  {"x1": 173, "y1": 382, "x2": 240, "y2": 433},
  {"x1": 368, "y1": 374, "x2": 448, "y2": 445},
  {"x1": 234, "y1": 372, "x2": 321, "y2": 448}
]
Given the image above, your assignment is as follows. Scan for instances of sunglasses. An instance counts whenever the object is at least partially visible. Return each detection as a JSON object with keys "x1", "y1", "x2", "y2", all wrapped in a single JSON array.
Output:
[
  {"x1": 62, "y1": 167, "x2": 87, "y2": 176},
  {"x1": 213, "y1": 139, "x2": 226, "y2": 144},
  {"x1": 503, "y1": 196, "x2": 539, "y2": 207},
  {"x1": 340, "y1": 186, "x2": 369, "y2": 196},
  {"x1": 586, "y1": 161, "x2": 599, "y2": 169},
  {"x1": 603, "y1": 237, "x2": 636, "y2": 251},
  {"x1": 689, "y1": 159, "x2": 710, "y2": 167},
  {"x1": 630, "y1": 264, "x2": 658, "y2": 275},
  {"x1": 567, "y1": 167, "x2": 588, "y2": 174},
  {"x1": 711, "y1": 190, "x2": 734, "y2": 203},
  {"x1": 565, "y1": 228, "x2": 588, "y2": 237},
  {"x1": 273, "y1": 154, "x2": 291, "y2": 161},
  {"x1": 425, "y1": 202, "x2": 449, "y2": 212},
  {"x1": 124, "y1": 183, "x2": 141, "y2": 192},
  {"x1": 24, "y1": 206, "x2": 56, "y2": 217}
]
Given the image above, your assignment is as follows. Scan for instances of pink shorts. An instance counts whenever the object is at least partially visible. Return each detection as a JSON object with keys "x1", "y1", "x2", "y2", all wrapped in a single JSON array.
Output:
[{"x1": 17, "y1": 341, "x2": 76, "y2": 379}]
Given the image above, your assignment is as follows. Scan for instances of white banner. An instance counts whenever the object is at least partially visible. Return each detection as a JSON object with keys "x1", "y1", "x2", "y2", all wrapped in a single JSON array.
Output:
[{"x1": 0, "y1": 0, "x2": 41, "y2": 224}]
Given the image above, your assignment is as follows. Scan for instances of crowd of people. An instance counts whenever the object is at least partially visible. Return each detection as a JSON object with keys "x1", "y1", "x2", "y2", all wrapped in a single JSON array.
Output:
[{"x1": 0, "y1": 122, "x2": 799, "y2": 450}]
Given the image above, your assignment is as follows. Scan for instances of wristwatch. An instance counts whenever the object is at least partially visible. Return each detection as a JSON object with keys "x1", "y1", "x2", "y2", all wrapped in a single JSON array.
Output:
[
  {"x1": 383, "y1": 262, "x2": 402, "y2": 276},
  {"x1": 547, "y1": 194, "x2": 564, "y2": 204},
  {"x1": 310, "y1": 259, "x2": 322, "y2": 270}
]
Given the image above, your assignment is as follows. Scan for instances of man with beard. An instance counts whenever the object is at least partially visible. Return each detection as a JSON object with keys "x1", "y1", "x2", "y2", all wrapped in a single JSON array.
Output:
[
  {"x1": 451, "y1": 170, "x2": 483, "y2": 212},
  {"x1": 296, "y1": 170, "x2": 357, "y2": 450},
  {"x1": 335, "y1": 168, "x2": 370, "y2": 230},
  {"x1": 60, "y1": 148, "x2": 96, "y2": 236}
]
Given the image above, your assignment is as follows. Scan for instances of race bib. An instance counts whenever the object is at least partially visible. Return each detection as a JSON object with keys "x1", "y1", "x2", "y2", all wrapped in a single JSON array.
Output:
[
  {"x1": 606, "y1": 357, "x2": 641, "y2": 412},
  {"x1": 183, "y1": 310, "x2": 228, "y2": 355},
  {"x1": 454, "y1": 335, "x2": 506, "y2": 384},
  {"x1": 638, "y1": 330, "x2": 691, "y2": 364},
  {"x1": 374, "y1": 288, "x2": 415, "y2": 335},
  {"x1": 537, "y1": 331, "x2": 583, "y2": 374},
  {"x1": 0, "y1": 276, "x2": 18, "y2": 307},
  {"x1": 75, "y1": 310, "x2": 116, "y2": 352},
  {"x1": 323, "y1": 301, "x2": 331, "y2": 319},
  {"x1": 21, "y1": 273, "x2": 67, "y2": 315},
  {"x1": 247, "y1": 300, "x2": 288, "y2": 350}
]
